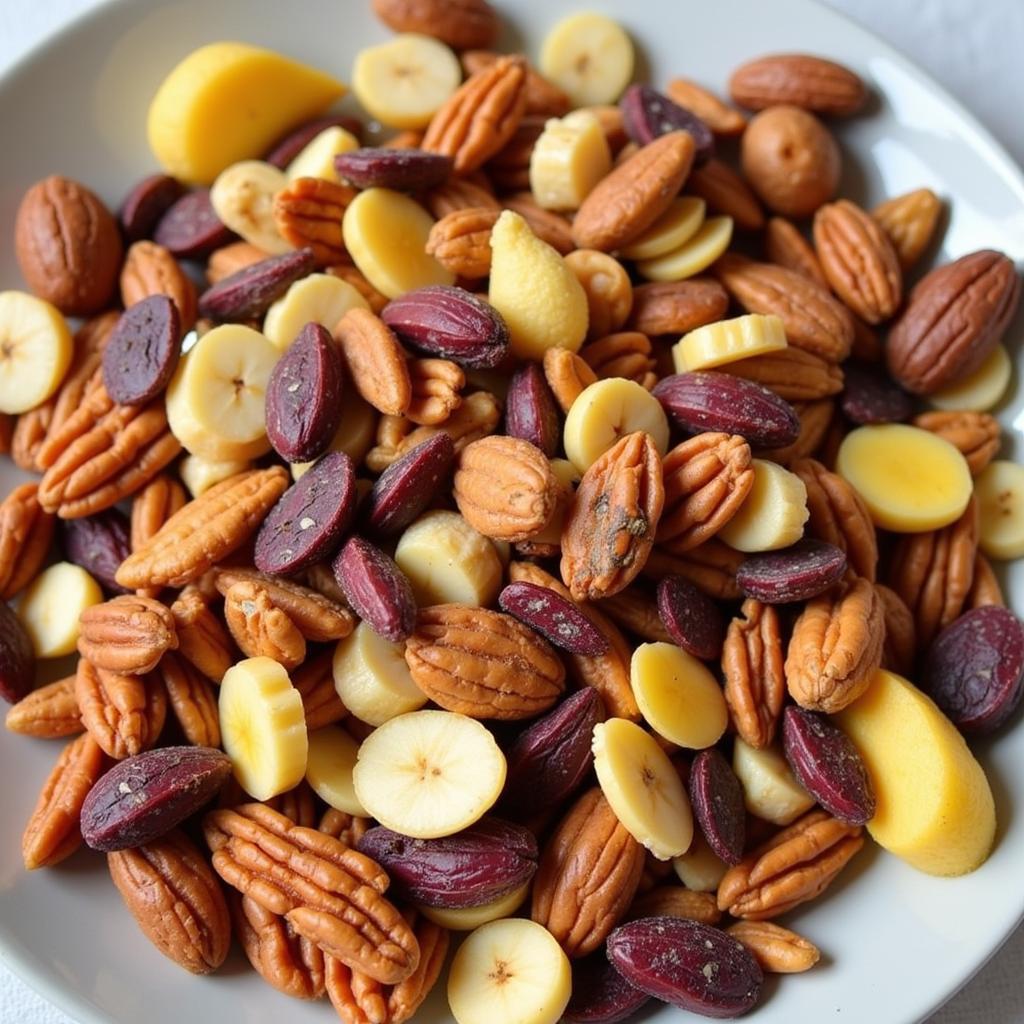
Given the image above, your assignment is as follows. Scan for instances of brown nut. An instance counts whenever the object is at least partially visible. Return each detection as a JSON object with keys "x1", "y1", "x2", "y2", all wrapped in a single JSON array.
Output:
[
  {"x1": 685, "y1": 158, "x2": 765, "y2": 231},
  {"x1": 722, "y1": 598, "x2": 785, "y2": 749},
  {"x1": 372, "y1": 0, "x2": 499, "y2": 51},
  {"x1": 729, "y1": 54, "x2": 867, "y2": 116}
]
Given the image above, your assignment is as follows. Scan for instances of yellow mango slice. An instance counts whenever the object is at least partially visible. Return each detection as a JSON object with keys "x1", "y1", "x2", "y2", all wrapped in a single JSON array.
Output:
[
  {"x1": 147, "y1": 42, "x2": 345, "y2": 185},
  {"x1": 636, "y1": 215, "x2": 733, "y2": 282},
  {"x1": 930, "y1": 344, "x2": 1011, "y2": 412},
  {"x1": 974, "y1": 460, "x2": 1024, "y2": 560},
  {"x1": 672, "y1": 313, "x2": 786, "y2": 372}
]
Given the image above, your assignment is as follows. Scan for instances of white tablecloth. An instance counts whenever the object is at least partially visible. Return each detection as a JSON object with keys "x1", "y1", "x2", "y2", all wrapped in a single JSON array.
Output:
[{"x1": 1, "y1": 0, "x2": 1022, "y2": 1021}]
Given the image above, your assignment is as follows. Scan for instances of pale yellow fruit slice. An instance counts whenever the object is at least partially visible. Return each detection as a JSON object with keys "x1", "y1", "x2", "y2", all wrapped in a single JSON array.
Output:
[
  {"x1": 489, "y1": 210, "x2": 588, "y2": 359},
  {"x1": 974, "y1": 460, "x2": 1024, "y2": 560},
  {"x1": 180, "y1": 454, "x2": 253, "y2": 497},
  {"x1": 672, "y1": 832, "x2": 728, "y2": 892},
  {"x1": 0, "y1": 291, "x2": 73, "y2": 414},
  {"x1": 343, "y1": 188, "x2": 455, "y2": 300},
  {"x1": 592, "y1": 717, "x2": 694, "y2": 860},
  {"x1": 263, "y1": 272, "x2": 369, "y2": 350},
  {"x1": 305, "y1": 725, "x2": 367, "y2": 816},
  {"x1": 418, "y1": 882, "x2": 530, "y2": 931},
  {"x1": 930, "y1": 344, "x2": 1011, "y2": 412},
  {"x1": 636, "y1": 215, "x2": 734, "y2": 282},
  {"x1": 562, "y1": 377, "x2": 670, "y2": 472},
  {"x1": 332, "y1": 620, "x2": 427, "y2": 726},
  {"x1": 618, "y1": 197, "x2": 707, "y2": 260},
  {"x1": 630, "y1": 642, "x2": 728, "y2": 749},
  {"x1": 18, "y1": 562, "x2": 102, "y2": 658},
  {"x1": 210, "y1": 160, "x2": 291, "y2": 254},
  {"x1": 732, "y1": 738, "x2": 815, "y2": 826},
  {"x1": 285, "y1": 125, "x2": 360, "y2": 182},
  {"x1": 539, "y1": 12, "x2": 635, "y2": 107},
  {"x1": 837, "y1": 669, "x2": 996, "y2": 876},
  {"x1": 835, "y1": 423, "x2": 973, "y2": 532},
  {"x1": 718, "y1": 458, "x2": 808, "y2": 552},
  {"x1": 672, "y1": 312, "x2": 787, "y2": 372},
  {"x1": 529, "y1": 110, "x2": 611, "y2": 211},
  {"x1": 291, "y1": 392, "x2": 377, "y2": 479},
  {"x1": 219, "y1": 656, "x2": 308, "y2": 801},
  {"x1": 147, "y1": 42, "x2": 344, "y2": 185},
  {"x1": 394, "y1": 510, "x2": 503, "y2": 607},
  {"x1": 447, "y1": 918, "x2": 572, "y2": 1024},
  {"x1": 353, "y1": 709, "x2": 506, "y2": 838},
  {"x1": 353, "y1": 34, "x2": 461, "y2": 130}
]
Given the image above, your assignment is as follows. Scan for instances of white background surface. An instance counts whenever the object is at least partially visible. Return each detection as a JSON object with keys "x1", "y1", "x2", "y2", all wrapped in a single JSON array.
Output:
[{"x1": 0, "y1": 0, "x2": 1022, "y2": 1021}]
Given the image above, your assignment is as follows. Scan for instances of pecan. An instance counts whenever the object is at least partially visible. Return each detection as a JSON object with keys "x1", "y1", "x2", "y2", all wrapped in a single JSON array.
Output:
[
  {"x1": 426, "y1": 206, "x2": 498, "y2": 278},
  {"x1": 717, "y1": 809, "x2": 863, "y2": 919},
  {"x1": 500, "y1": 192, "x2": 575, "y2": 254},
  {"x1": 406, "y1": 358, "x2": 464, "y2": 425},
  {"x1": 723, "y1": 346, "x2": 844, "y2": 401},
  {"x1": 169, "y1": 585, "x2": 235, "y2": 682},
  {"x1": 115, "y1": 467, "x2": 289, "y2": 590},
  {"x1": 159, "y1": 652, "x2": 221, "y2": 747},
  {"x1": 969, "y1": 552, "x2": 1005, "y2": 610},
  {"x1": 326, "y1": 265, "x2": 388, "y2": 315},
  {"x1": 0, "y1": 483, "x2": 55, "y2": 598},
  {"x1": 764, "y1": 216, "x2": 827, "y2": 286},
  {"x1": 108, "y1": 828, "x2": 231, "y2": 974},
  {"x1": 543, "y1": 346, "x2": 598, "y2": 413},
  {"x1": 304, "y1": 561, "x2": 354, "y2": 608},
  {"x1": 374, "y1": 0, "x2": 499, "y2": 51},
  {"x1": 685, "y1": 157, "x2": 764, "y2": 231},
  {"x1": 131, "y1": 473, "x2": 188, "y2": 552},
  {"x1": 206, "y1": 241, "x2": 269, "y2": 284},
  {"x1": 760, "y1": 399, "x2": 834, "y2": 467},
  {"x1": 785, "y1": 576, "x2": 885, "y2": 713},
  {"x1": 600, "y1": 588, "x2": 673, "y2": 644},
  {"x1": 888, "y1": 497, "x2": 978, "y2": 647},
  {"x1": 334, "y1": 308, "x2": 413, "y2": 417},
  {"x1": 562, "y1": 431, "x2": 665, "y2": 601},
  {"x1": 643, "y1": 541, "x2": 744, "y2": 601},
  {"x1": 463, "y1": 51, "x2": 569, "y2": 116},
  {"x1": 628, "y1": 886, "x2": 722, "y2": 926},
  {"x1": 121, "y1": 239, "x2": 197, "y2": 330},
  {"x1": 627, "y1": 278, "x2": 729, "y2": 336},
  {"x1": 203, "y1": 803, "x2": 420, "y2": 984},
  {"x1": 722, "y1": 598, "x2": 785, "y2": 748},
  {"x1": 265, "y1": 781, "x2": 321, "y2": 829},
  {"x1": 729, "y1": 54, "x2": 867, "y2": 116},
  {"x1": 666, "y1": 78, "x2": 747, "y2": 135},
  {"x1": 223, "y1": 580, "x2": 307, "y2": 669},
  {"x1": 320, "y1": 808, "x2": 372, "y2": 846},
  {"x1": 657, "y1": 433, "x2": 754, "y2": 553},
  {"x1": 75, "y1": 658, "x2": 167, "y2": 759},
  {"x1": 77, "y1": 595, "x2": 178, "y2": 675},
  {"x1": 423, "y1": 178, "x2": 500, "y2": 219},
  {"x1": 11, "y1": 404, "x2": 51, "y2": 471},
  {"x1": 422, "y1": 55, "x2": 527, "y2": 173},
  {"x1": 871, "y1": 188, "x2": 943, "y2": 270},
  {"x1": 565, "y1": 249, "x2": 633, "y2": 342},
  {"x1": 405, "y1": 603, "x2": 565, "y2": 719},
  {"x1": 875, "y1": 583, "x2": 916, "y2": 676},
  {"x1": 581, "y1": 332, "x2": 656, "y2": 389},
  {"x1": 5, "y1": 675, "x2": 82, "y2": 738},
  {"x1": 274, "y1": 177, "x2": 356, "y2": 266},
  {"x1": 912, "y1": 410, "x2": 1000, "y2": 476},
  {"x1": 21, "y1": 732, "x2": 105, "y2": 869},
  {"x1": 813, "y1": 200, "x2": 902, "y2": 324},
  {"x1": 532, "y1": 788, "x2": 644, "y2": 958},
  {"x1": 790, "y1": 458, "x2": 877, "y2": 580},
  {"x1": 293, "y1": 649, "x2": 348, "y2": 730},
  {"x1": 727, "y1": 920, "x2": 820, "y2": 973}
]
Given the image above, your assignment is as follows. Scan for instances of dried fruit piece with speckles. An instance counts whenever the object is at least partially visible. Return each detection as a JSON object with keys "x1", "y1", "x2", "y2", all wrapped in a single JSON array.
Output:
[
  {"x1": 335, "y1": 148, "x2": 453, "y2": 190},
  {"x1": 689, "y1": 748, "x2": 746, "y2": 865},
  {"x1": 366, "y1": 434, "x2": 456, "y2": 536},
  {"x1": 736, "y1": 539, "x2": 847, "y2": 604},
  {"x1": 102, "y1": 295, "x2": 181, "y2": 406},
  {"x1": 199, "y1": 247, "x2": 316, "y2": 322},
  {"x1": 333, "y1": 536, "x2": 417, "y2": 643},
  {"x1": 563, "y1": 949, "x2": 649, "y2": 1023},
  {"x1": 154, "y1": 189, "x2": 234, "y2": 260},
  {"x1": 499, "y1": 582, "x2": 608, "y2": 656},
  {"x1": 264, "y1": 115, "x2": 364, "y2": 168},
  {"x1": 656, "y1": 575, "x2": 726, "y2": 661},
  {"x1": 505, "y1": 362, "x2": 560, "y2": 457},
  {"x1": 119, "y1": 174, "x2": 186, "y2": 243},
  {"x1": 840, "y1": 361, "x2": 913, "y2": 425},
  {"x1": 61, "y1": 508, "x2": 131, "y2": 595},
  {"x1": 620, "y1": 84, "x2": 714, "y2": 163}
]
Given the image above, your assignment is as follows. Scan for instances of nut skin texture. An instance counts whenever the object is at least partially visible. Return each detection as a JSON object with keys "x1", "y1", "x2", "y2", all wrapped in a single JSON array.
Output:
[
  {"x1": 77, "y1": 594, "x2": 179, "y2": 675},
  {"x1": 5, "y1": 675, "x2": 82, "y2": 738},
  {"x1": 722, "y1": 346, "x2": 844, "y2": 402},
  {"x1": 741, "y1": 106, "x2": 840, "y2": 219},
  {"x1": 499, "y1": 581, "x2": 608, "y2": 656},
  {"x1": 131, "y1": 474, "x2": 187, "y2": 555},
  {"x1": 656, "y1": 575, "x2": 726, "y2": 661},
  {"x1": 505, "y1": 363, "x2": 561, "y2": 457},
  {"x1": 75, "y1": 659, "x2": 167, "y2": 760},
  {"x1": 153, "y1": 188, "x2": 234, "y2": 260},
  {"x1": 333, "y1": 536, "x2": 417, "y2": 643},
  {"x1": 61, "y1": 506, "x2": 131, "y2": 595},
  {"x1": 159, "y1": 652, "x2": 222, "y2": 746},
  {"x1": 582, "y1": 332, "x2": 657, "y2": 390},
  {"x1": 15, "y1": 175, "x2": 123, "y2": 315},
  {"x1": 366, "y1": 434, "x2": 457, "y2": 536},
  {"x1": 563, "y1": 950, "x2": 650, "y2": 1024},
  {"x1": 722, "y1": 598, "x2": 785, "y2": 749},
  {"x1": 372, "y1": 0, "x2": 499, "y2": 51},
  {"x1": 0, "y1": 592, "x2": 37, "y2": 703},
  {"x1": 627, "y1": 888, "x2": 722, "y2": 926},
  {"x1": 544, "y1": 347, "x2": 598, "y2": 413},
  {"x1": 871, "y1": 187, "x2": 944, "y2": 270},
  {"x1": 199, "y1": 247, "x2": 316, "y2": 321},
  {"x1": 169, "y1": 586, "x2": 235, "y2": 683},
  {"x1": 689, "y1": 748, "x2": 746, "y2": 865},
  {"x1": 334, "y1": 308, "x2": 412, "y2": 418},
  {"x1": 729, "y1": 54, "x2": 867, "y2": 116},
  {"x1": 736, "y1": 539, "x2": 848, "y2": 604},
  {"x1": 463, "y1": 53, "x2": 570, "y2": 118},
  {"x1": 885, "y1": 249, "x2": 1021, "y2": 395},
  {"x1": 666, "y1": 78, "x2": 747, "y2": 137},
  {"x1": 119, "y1": 174, "x2": 186, "y2": 243},
  {"x1": 336, "y1": 148, "x2": 453, "y2": 191},
  {"x1": 620, "y1": 84, "x2": 715, "y2": 164},
  {"x1": 426, "y1": 206, "x2": 498, "y2": 279}
]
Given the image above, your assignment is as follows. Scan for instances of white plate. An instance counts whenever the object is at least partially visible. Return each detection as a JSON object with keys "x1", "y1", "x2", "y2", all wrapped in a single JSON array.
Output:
[{"x1": 1, "y1": 1, "x2": 1023, "y2": 1022}]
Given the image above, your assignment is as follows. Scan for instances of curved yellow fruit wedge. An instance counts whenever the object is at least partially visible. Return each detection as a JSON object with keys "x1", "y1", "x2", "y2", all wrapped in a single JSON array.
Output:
[
  {"x1": 18, "y1": 562, "x2": 102, "y2": 658},
  {"x1": 529, "y1": 110, "x2": 611, "y2": 211},
  {"x1": 618, "y1": 197, "x2": 706, "y2": 260},
  {"x1": 672, "y1": 833, "x2": 729, "y2": 892},
  {"x1": 836, "y1": 423, "x2": 973, "y2": 532},
  {"x1": 539, "y1": 12, "x2": 634, "y2": 107},
  {"x1": 836, "y1": 669, "x2": 996, "y2": 876},
  {"x1": 219, "y1": 656, "x2": 308, "y2": 801},
  {"x1": 305, "y1": 724, "x2": 367, "y2": 816},
  {"x1": 630, "y1": 642, "x2": 728, "y2": 749},
  {"x1": 974, "y1": 460, "x2": 1024, "y2": 560},
  {"x1": 285, "y1": 125, "x2": 360, "y2": 182},
  {"x1": 418, "y1": 882, "x2": 530, "y2": 931},
  {"x1": 263, "y1": 273, "x2": 369, "y2": 350},
  {"x1": 732, "y1": 738, "x2": 815, "y2": 826},
  {"x1": 673, "y1": 313, "x2": 787, "y2": 372},
  {"x1": 489, "y1": 211, "x2": 588, "y2": 360},
  {"x1": 930, "y1": 344, "x2": 1011, "y2": 412},
  {"x1": 0, "y1": 291, "x2": 73, "y2": 414},
  {"x1": 636, "y1": 215, "x2": 734, "y2": 282},
  {"x1": 179, "y1": 453, "x2": 252, "y2": 497},
  {"x1": 291, "y1": 392, "x2": 377, "y2": 478},
  {"x1": 343, "y1": 188, "x2": 454, "y2": 300},
  {"x1": 718, "y1": 459, "x2": 808, "y2": 552},
  {"x1": 210, "y1": 160, "x2": 290, "y2": 254},
  {"x1": 147, "y1": 42, "x2": 345, "y2": 184}
]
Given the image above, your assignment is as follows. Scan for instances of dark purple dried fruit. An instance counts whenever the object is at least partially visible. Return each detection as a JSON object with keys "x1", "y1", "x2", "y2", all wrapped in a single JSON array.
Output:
[
  {"x1": 254, "y1": 451, "x2": 357, "y2": 575},
  {"x1": 782, "y1": 706, "x2": 875, "y2": 825},
  {"x1": 332, "y1": 536, "x2": 417, "y2": 643},
  {"x1": 153, "y1": 189, "x2": 234, "y2": 259},
  {"x1": 264, "y1": 115, "x2": 364, "y2": 169},
  {"x1": 607, "y1": 917, "x2": 764, "y2": 1019},
  {"x1": 840, "y1": 361, "x2": 913, "y2": 425},
  {"x1": 505, "y1": 363, "x2": 560, "y2": 457},
  {"x1": 688, "y1": 748, "x2": 746, "y2": 865},
  {"x1": 381, "y1": 285, "x2": 510, "y2": 369},
  {"x1": 500, "y1": 687, "x2": 602, "y2": 819},
  {"x1": 498, "y1": 581, "x2": 607, "y2": 655},
  {"x1": 656, "y1": 576, "x2": 727, "y2": 660},
  {"x1": 61, "y1": 508, "x2": 132, "y2": 594},
  {"x1": 264, "y1": 322, "x2": 344, "y2": 463},
  {"x1": 80, "y1": 745, "x2": 232, "y2": 851},
  {"x1": 736, "y1": 539, "x2": 847, "y2": 604},
  {"x1": 563, "y1": 949, "x2": 650, "y2": 1024},
  {"x1": 653, "y1": 372, "x2": 800, "y2": 449},
  {"x1": 119, "y1": 174, "x2": 185, "y2": 244},
  {"x1": 620, "y1": 85, "x2": 715, "y2": 165},
  {"x1": 357, "y1": 817, "x2": 537, "y2": 909},
  {"x1": 335, "y1": 148, "x2": 453, "y2": 191},
  {"x1": 365, "y1": 433, "x2": 457, "y2": 536},
  {"x1": 101, "y1": 295, "x2": 181, "y2": 406},
  {"x1": 199, "y1": 247, "x2": 316, "y2": 322},
  {"x1": 0, "y1": 602, "x2": 34, "y2": 704},
  {"x1": 922, "y1": 605, "x2": 1024, "y2": 734}
]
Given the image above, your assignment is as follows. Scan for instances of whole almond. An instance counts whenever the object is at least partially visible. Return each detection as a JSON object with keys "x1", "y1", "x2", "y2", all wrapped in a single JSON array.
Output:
[
  {"x1": 729, "y1": 54, "x2": 867, "y2": 116},
  {"x1": 372, "y1": 0, "x2": 499, "y2": 50}
]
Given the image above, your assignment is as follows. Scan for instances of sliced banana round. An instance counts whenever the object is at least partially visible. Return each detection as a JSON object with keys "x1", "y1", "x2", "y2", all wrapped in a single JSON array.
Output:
[
  {"x1": 352, "y1": 709, "x2": 506, "y2": 839},
  {"x1": 732, "y1": 737, "x2": 815, "y2": 826},
  {"x1": 18, "y1": 562, "x2": 102, "y2": 659},
  {"x1": 529, "y1": 110, "x2": 611, "y2": 211},
  {"x1": 563, "y1": 377, "x2": 670, "y2": 472},
  {"x1": 291, "y1": 392, "x2": 377, "y2": 479},
  {"x1": 539, "y1": 12, "x2": 635, "y2": 107},
  {"x1": 618, "y1": 197, "x2": 706, "y2": 260},
  {"x1": 718, "y1": 458, "x2": 809, "y2": 552},
  {"x1": 305, "y1": 724, "x2": 367, "y2": 816},
  {"x1": 353, "y1": 33, "x2": 462, "y2": 130},
  {"x1": 418, "y1": 882, "x2": 530, "y2": 931},
  {"x1": 974, "y1": 460, "x2": 1024, "y2": 560},
  {"x1": 672, "y1": 312, "x2": 787, "y2": 372},
  {"x1": 179, "y1": 453, "x2": 253, "y2": 497},
  {"x1": 285, "y1": 125, "x2": 361, "y2": 182},
  {"x1": 0, "y1": 291, "x2": 73, "y2": 414},
  {"x1": 447, "y1": 918, "x2": 572, "y2": 1024},
  {"x1": 930, "y1": 343, "x2": 1011, "y2": 412},
  {"x1": 210, "y1": 159, "x2": 291, "y2": 254},
  {"x1": 592, "y1": 717, "x2": 694, "y2": 860},
  {"x1": 263, "y1": 272, "x2": 369, "y2": 350},
  {"x1": 636, "y1": 215, "x2": 734, "y2": 282}
]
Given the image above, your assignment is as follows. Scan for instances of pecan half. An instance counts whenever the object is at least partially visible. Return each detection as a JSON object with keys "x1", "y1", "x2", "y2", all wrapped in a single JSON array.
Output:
[
  {"x1": 160, "y1": 652, "x2": 221, "y2": 747},
  {"x1": 5, "y1": 675, "x2": 82, "y2": 738},
  {"x1": 121, "y1": 239, "x2": 197, "y2": 330},
  {"x1": 722, "y1": 599, "x2": 785, "y2": 749},
  {"x1": 532, "y1": 788, "x2": 644, "y2": 958},
  {"x1": 912, "y1": 410, "x2": 1000, "y2": 476},
  {"x1": 203, "y1": 803, "x2": 419, "y2": 984},
  {"x1": 627, "y1": 279, "x2": 729, "y2": 336},
  {"x1": 108, "y1": 828, "x2": 231, "y2": 974},
  {"x1": 727, "y1": 920, "x2": 820, "y2": 973},
  {"x1": 426, "y1": 206, "x2": 498, "y2": 278},
  {"x1": 293, "y1": 649, "x2": 348, "y2": 730},
  {"x1": 685, "y1": 157, "x2": 764, "y2": 231},
  {"x1": 406, "y1": 358, "x2": 464, "y2": 426},
  {"x1": 871, "y1": 187, "x2": 943, "y2": 270},
  {"x1": 169, "y1": 585, "x2": 235, "y2": 682},
  {"x1": 600, "y1": 588, "x2": 673, "y2": 644},
  {"x1": 130, "y1": 473, "x2": 188, "y2": 552},
  {"x1": 264, "y1": 781, "x2": 321, "y2": 830},
  {"x1": 717, "y1": 810, "x2": 863, "y2": 919},
  {"x1": 423, "y1": 178, "x2": 500, "y2": 219},
  {"x1": 274, "y1": 177, "x2": 356, "y2": 266},
  {"x1": 581, "y1": 332, "x2": 656, "y2": 389},
  {"x1": 764, "y1": 216, "x2": 827, "y2": 286},
  {"x1": 628, "y1": 886, "x2": 722, "y2": 926},
  {"x1": 335, "y1": 308, "x2": 413, "y2": 417},
  {"x1": 875, "y1": 583, "x2": 916, "y2": 676},
  {"x1": 0, "y1": 482, "x2": 55, "y2": 598},
  {"x1": 643, "y1": 541, "x2": 744, "y2": 601},
  {"x1": 543, "y1": 346, "x2": 598, "y2": 413},
  {"x1": 562, "y1": 431, "x2": 665, "y2": 601},
  {"x1": 969, "y1": 553, "x2": 1005, "y2": 610},
  {"x1": 463, "y1": 50, "x2": 569, "y2": 116},
  {"x1": 223, "y1": 580, "x2": 307, "y2": 670},
  {"x1": 77, "y1": 595, "x2": 178, "y2": 675},
  {"x1": 785, "y1": 577, "x2": 885, "y2": 713},
  {"x1": 722, "y1": 347, "x2": 844, "y2": 401},
  {"x1": 75, "y1": 658, "x2": 167, "y2": 759},
  {"x1": 320, "y1": 808, "x2": 372, "y2": 847}
]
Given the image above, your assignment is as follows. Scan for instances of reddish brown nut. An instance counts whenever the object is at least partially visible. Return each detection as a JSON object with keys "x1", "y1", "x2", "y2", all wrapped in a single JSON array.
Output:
[
  {"x1": 372, "y1": 0, "x2": 500, "y2": 50},
  {"x1": 153, "y1": 189, "x2": 234, "y2": 259},
  {"x1": 198, "y1": 247, "x2": 316, "y2": 322},
  {"x1": 365, "y1": 433, "x2": 457, "y2": 536},
  {"x1": 689, "y1": 748, "x2": 746, "y2": 865},
  {"x1": 81, "y1": 745, "x2": 232, "y2": 851},
  {"x1": 333, "y1": 536, "x2": 417, "y2": 643},
  {"x1": 840, "y1": 361, "x2": 913, "y2": 425},
  {"x1": 101, "y1": 295, "x2": 181, "y2": 406},
  {"x1": 735, "y1": 540, "x2": 847, "y2": 604},
  {"x1": 263, "y1": 115, "x2": 364, "y2": 168},
  {"x1": 729, "y1": 54, "x2": 867, "y2": 116},
  {"x1": 335, "y1": 148, "x2": 454, "y2": 190},
  {"x1": 563, "y1": 950, "x2": 650, "y2": 1023},
  {"x1": 499, "y1": 581, "x2": 609, "y2": 656},
  {"x1": 505, "y1": 362, "x2": 561, "y2": 458},
  {"x1": 119, "y1": 174, "x2": 186, "y2": 243},
  {"x1": 656, "y1": 576, "x2": 727, "y2": 661},
  {"x1": 0, "y1": 602, "x2": 34, "y2": 704},
  {"x1": 61, "y1": 508, "x2": 132, "y2": 594},
  {"x1": 264, "y1": 322, "x2": 345, "y2": 463},
  {"x1": 620, "y1": 85, "x2": 714, "y2": 164}
]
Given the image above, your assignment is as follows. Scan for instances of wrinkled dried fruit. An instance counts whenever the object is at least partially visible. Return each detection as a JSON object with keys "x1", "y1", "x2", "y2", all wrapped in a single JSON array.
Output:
[
  {"x1": 499, "y1": 581, "x2": 608, "y2": 655},
  {"x1": 923, "y1": 606, "x2": 1024, "y2": 734},
  {"x1": 81, "y1": 745, "x2": 232, "y2": 851},
  {"x1": 563, "y1": 950, "x2": 650, "y2": 1023},
  {"x1": 61, "y1": 507, "x2": 132, "y2": 594},
  {"x1": 620, "y1": 85, "x2": 714, "y2": 164},
  {"x1": 689, "y1": 748, "x2": 746, "y2": 865},
  {"x1": 119, "y1": 174, "x2": 186, "y2": 243},
  {"x1": 365, "y1": 433, "x2": 457, "y2": 536},
  {"x1": 0, "y1": 602, "x2": 34, "y2": 704},
  {"x1": 264, "y1": 322, "x2": 345, "y2": 463},
  {"x1": 656, "y1": 575, "x2": 726, "y2": 661},
  {"x1": 840, "y1": 362, "x2": 913, "y2": 425},
  {"x1": 736, "y1": 539, "x2": 847, "y2": 604},
  {"x1": 254, "y1": 452, "x2": 357, "y2": 575},
  {"x1": 101, "y1": 295, "x2": 181, "y2": 406},
  {"x1": 335, "y1": 148, "x2": 453, "y2": 190},
  {"x1": 153, "y1": 188, "x2": 233, "y2": 259},
  {"x1": 505, "y1": 362, "x2": 561, "y2": 458},
  {"x1": 357, "y1": 817, "x2": 537, "y2": 908},
  {"x1": 199, "y1": 247, "x2": 316, "y2": 322},
  {"x1": 333, "y1": 536, "x2": 417, "y2": 643},
  {"x1": 264, "y1": 114, "x2": 364, "y2": 168}
]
